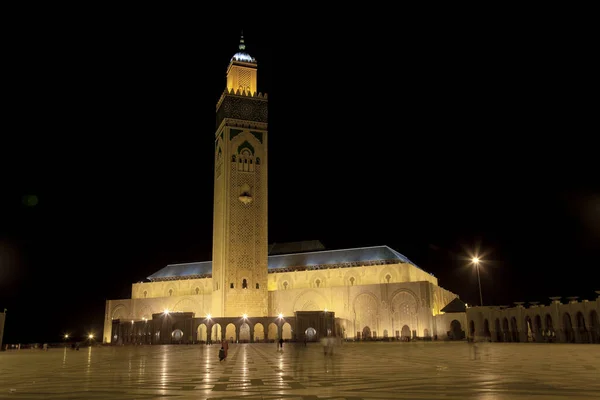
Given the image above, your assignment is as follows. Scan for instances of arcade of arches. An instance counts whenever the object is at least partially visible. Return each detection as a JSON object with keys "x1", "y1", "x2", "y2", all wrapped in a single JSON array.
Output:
[{"x1": 466, "y1": 297, "x2": 600, "y2": 344}]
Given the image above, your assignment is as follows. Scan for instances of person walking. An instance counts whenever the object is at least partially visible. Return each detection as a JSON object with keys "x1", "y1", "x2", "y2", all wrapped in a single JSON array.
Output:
[
  {"x1": 221, "y1": 339, "x2": 229, "y2": 358},
  {"x1": 278, "y1": 338, "x2": 284, "y2": 351},
  {"x1": 218, "y1": 346, "x2": 226, "y2": 362}
]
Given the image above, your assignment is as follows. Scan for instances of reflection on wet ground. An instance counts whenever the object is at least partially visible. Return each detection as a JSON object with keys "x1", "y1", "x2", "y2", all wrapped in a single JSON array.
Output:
[{"x1": 0, "y1": 341, "x2": 599, "y2": 399}]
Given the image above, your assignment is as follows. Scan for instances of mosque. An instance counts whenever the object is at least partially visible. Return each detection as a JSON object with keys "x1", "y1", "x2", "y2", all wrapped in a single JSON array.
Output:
[{"x1": 103, "y1": 36, "x2": 468, "y2": 345}]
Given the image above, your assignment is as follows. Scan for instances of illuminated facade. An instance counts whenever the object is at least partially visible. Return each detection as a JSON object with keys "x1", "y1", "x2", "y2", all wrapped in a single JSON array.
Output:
[
  {"x1": 467, "y1": 295, "x2": 600, "y2": 343},
  {"x1": 103, "y1": 35, "x2": 466, "y2": 344}
]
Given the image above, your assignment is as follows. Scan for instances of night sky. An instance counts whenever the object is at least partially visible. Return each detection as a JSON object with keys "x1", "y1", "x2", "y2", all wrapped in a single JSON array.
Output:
[{"x1": 1, "y1": 23, "x2": 598, "y2": 344}]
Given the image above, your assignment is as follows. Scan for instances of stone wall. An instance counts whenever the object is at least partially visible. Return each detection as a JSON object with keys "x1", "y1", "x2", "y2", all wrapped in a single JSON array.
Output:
[
  {"x1": 268, "y1": 280, "x2": 460, "y2": 339},
  {"x1": 131, "y1": 278, "x2": 213, "y2": 299},
  {"x1": 466, "y1": 294, "x2": 600, "y2": 343},
  {"x1": 267, "y1": 262, "x2": 438, "y2": 291},
  {"x1": 433, "y1": 313, "x2": 467, "y2": 340},
  {"x1": 103, "y1": 293, "x2": 213, "y2": 344}
]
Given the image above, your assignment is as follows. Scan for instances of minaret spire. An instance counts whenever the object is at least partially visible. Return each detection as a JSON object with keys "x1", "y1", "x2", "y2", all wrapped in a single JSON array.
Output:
[{"x1": 239, "y1": 31, "x2": 246, "y2": 51}]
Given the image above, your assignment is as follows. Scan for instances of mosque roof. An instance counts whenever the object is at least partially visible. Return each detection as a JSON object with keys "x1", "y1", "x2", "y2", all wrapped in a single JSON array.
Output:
[
  {"x1": 268, "y1": 240, "x2": 325, "y2": 255},
  {"x1": 440, "y1": 297, "x2": 467, "y2": 313},
  {"x1": 147, "y1": 245, "x2": 422, "y2": 281}
]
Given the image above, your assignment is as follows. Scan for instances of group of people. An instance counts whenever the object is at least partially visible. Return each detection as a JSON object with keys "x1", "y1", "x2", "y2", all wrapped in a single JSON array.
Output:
[{"x1": 217, "y1": 335, "x2": 341, "y2": 360}]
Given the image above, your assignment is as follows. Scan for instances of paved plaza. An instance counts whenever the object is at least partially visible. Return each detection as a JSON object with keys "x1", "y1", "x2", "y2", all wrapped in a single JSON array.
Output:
[{"x1": 0, "y1": 341, "x2": 599, "y2": 399}]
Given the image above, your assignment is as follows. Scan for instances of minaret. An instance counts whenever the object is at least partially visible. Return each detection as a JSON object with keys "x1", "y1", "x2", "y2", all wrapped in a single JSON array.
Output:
[{"x1": 212, "y1": 34, "x2": 269, "y2": 317}]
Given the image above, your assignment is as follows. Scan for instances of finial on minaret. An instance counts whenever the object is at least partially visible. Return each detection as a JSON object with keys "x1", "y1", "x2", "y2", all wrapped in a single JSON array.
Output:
[{"x1": 239, "y1": 31, "x2": 246, "y2": 51}]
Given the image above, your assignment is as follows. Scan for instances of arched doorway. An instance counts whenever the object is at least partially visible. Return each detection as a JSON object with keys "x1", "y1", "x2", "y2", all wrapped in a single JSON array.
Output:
[
  {"x1": 282, "y1": 322, "x2": 292, "y2": 340},
  {"x1": 483, "y1": 319, "x2": 491, "y2": 340},
  {"x1": 469, "y1": 320, "x2": 475, "y2": 338},
  {"x1": 534, "y1": 315, "x2": 542, "y2": 342},
  {"x1": 510, "y1": 317, "x2": 518, "y2": 342},
  {"x1": 226, "y1": 323, "x2": 237, "y2": 342},
  {"x1": 494, "y1": 319, "x2": 502, "y2": 342},
  {"x1": 563, "y1": 313, "x2": 574, "y2": 343},
  {"x1": 450, "y1": 320, "x2": 463, "y2": 340},
  {"x1": 362, "y1": 326, "x2": 372, "y2": 340},
  {"x1": 590, "y1": 310, "x2": 600, "y2": 344},
  {"x1": 423, "y1": 329, "x2": 430, "y2": 338},
  {"x1": 576, "y1": 312, "x2": 589, "y2": 343},
  {"x1": 239, "y1": 323, "x2": 250, "y2": 342},
  {"x1": 211, "y1": 324, "x2": 221, "y2": 343},
  {"x1": 401, "y1": 325, "x2": 411, "y2": 340},
  {"x1": 254, "y1": 323, "x2": 265, "y2": 342},
  {"x1": 172, "y1": 329, "x2": 183, "y2": 343},
  {"x1": 502, "y1": 318, "x2": 510, "y2": 342},
  {"x1": 268, "y1": 323, "x2": 278, "y2": 341},
  {"x1": 305, "y1": 327, "x2": 317, "y2": 341},
  {"x1": 197, "y1": 324, "x2": 207, "y2": 342},
  {"x1": 545, "y1": 314, "x2": 554, "y2": 342}
]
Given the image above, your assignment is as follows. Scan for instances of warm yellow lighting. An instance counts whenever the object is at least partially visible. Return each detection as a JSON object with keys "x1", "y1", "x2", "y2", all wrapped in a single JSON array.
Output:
[
  {"x1": 88, "y1": 334, "x2": 94, "y2": 339},
  {"x1": 472, "y1": 257, "x2": 479, "y2": 264},
  {"x1": 164, "y1": 309, "x2": 170, "y2": 314},
  {"x1": 64, "y1": 334, "x2": 69, "y2": 339},
  {"x1": 324, "y1": 309, "x2": 328, "y2": 313},
  {"x1": 242, "y1": 313, "x2": 248, "y2": 319},
  {"x1": 278, "y1": 313, "x2": 283, "y2": 319},
  {"x1": 206, "y1": 314, "x2": 211, "y2": 320},
  {"x1": 131, "y1": 320, "x2": 134, "y2": 324}
]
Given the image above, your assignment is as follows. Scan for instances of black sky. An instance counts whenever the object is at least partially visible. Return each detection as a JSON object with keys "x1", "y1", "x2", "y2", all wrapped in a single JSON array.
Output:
[{"x1": 1, "y1": 21, "x2": 598, "y2": 344}]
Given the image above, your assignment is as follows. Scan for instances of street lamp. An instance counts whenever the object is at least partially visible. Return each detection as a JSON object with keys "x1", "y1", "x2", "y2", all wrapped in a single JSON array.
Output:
[{"x1": 472, "y1": 257, "x2": 483, "y2": 306}]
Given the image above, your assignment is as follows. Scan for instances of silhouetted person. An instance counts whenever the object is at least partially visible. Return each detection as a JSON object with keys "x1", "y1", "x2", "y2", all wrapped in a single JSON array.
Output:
[
  {"x1": 219, "y1": 346, "x2": 225, "y2": 361},
  {"x1": 221, "y1": 339, "x2": 229, "y2": 358},
  {"x1": 278, "y1": 338, "x2": 283, "y2": 351}
]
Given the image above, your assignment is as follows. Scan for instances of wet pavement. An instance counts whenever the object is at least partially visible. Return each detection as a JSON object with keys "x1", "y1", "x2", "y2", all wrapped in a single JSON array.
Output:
[{"x1": 0, "y1": 341, "x2": 599, "y2": 399}]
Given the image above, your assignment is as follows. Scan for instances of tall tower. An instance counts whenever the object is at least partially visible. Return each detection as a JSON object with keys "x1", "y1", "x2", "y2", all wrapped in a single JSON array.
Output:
[{"x1": 212, "y1": 34, "x2": 269, "y2": 317}]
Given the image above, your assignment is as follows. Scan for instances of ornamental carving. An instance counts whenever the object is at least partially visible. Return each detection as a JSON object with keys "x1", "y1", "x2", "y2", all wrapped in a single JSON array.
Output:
[{"x1": 217, "y1": 96, "x2": 268, "y2": 127}]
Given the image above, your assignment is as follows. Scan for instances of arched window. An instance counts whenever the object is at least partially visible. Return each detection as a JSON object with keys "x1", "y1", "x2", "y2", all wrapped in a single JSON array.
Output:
[
  {"x1": 242, "y1": 279, "x2": 248, "y2": 289},
  {"x1": 385, "y1": 274, "x2": 391, "y2": 283},
  {"x1": 349, "y1": 277, "x2": 355, "y2": 286},
  {"x1": 283, "y1": 281, "x2": 288, "y2": 290},
  {"x1": 256, "y1": 283, "x2": 260, "y2": 289},
  {"x1": 315, "y1": 279, "x2": 321, "y2": 288},
  {"x1": 195, "y1": 287, "x2": 200, "y2": 295},
  {"x1": 230, "y1": 283, "x2": 234, "y2": 289},
  {"x1": 168, "y1": 289, "x2": 173, "y2": 296},
  {"x1": 143, "y1": 290, "x2": 147, "y2": 298}
]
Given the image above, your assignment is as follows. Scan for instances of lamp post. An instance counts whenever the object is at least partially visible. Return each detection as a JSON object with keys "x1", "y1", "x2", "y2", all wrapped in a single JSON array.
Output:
[{"x1": 472, "y1": 257, "x2": 483, "y2": 306}]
